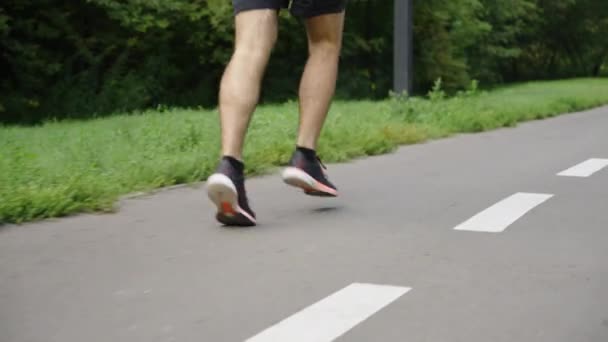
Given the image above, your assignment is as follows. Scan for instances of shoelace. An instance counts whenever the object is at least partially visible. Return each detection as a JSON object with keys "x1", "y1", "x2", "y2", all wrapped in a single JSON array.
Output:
[
  {"x1": 316, "y1": 156, "x2": 330, "y2": 178},
  {"x1": 316, "y1": 156, "x2": 327, "y2": 170}
]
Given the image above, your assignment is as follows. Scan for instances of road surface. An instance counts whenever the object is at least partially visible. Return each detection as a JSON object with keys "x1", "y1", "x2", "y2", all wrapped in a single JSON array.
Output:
[{"x1": 2, "y1": 106, "x2": 608, "y2": 342}]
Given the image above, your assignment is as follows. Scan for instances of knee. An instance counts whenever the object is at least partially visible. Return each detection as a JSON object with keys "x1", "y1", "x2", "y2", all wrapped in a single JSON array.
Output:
[
  {"x1": 309, "y1": 40, "x2": 341, "y2": 59},
  {"x1": 233, "y1": 35, "x2": 277, "y2": 62}
]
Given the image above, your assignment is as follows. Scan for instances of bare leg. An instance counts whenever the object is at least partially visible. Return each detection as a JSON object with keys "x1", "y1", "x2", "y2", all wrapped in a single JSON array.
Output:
[
  {"x1": 219, "y1": 10, "x2": 278, "y2": 160},
  {"x1": 296, "y1": 12, "x2": 345, "y2": 150}
]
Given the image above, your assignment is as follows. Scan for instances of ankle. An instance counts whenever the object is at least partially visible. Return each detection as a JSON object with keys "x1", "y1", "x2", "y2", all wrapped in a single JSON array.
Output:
[
  {"x1": 296, "y1": 146, "x2": 317, "y2": 159},
  {"x1": 222, "y1": 155, "x2": 245, "y2": 173}
]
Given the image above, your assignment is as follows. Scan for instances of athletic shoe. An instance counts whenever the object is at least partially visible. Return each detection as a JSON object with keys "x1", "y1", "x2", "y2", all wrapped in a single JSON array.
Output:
[
  {"x1": 206, "y1": 158, "x2": 256, "y2": 226},
  {"x1": 282, "y1": 148, "x2": 338, "y2": 197}
]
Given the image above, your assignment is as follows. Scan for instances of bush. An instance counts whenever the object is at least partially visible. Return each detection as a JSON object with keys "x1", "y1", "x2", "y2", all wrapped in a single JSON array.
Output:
[{"x1": 1, "y1": 0, "x2": 606, "y2": 124}]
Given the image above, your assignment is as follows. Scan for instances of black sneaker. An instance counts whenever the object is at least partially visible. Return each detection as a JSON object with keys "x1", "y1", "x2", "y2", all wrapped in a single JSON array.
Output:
[
  {"x1": 282, "y1": 148, "x2": 338, "y2": 197},
  {"x1": 206, "y1": 157, "x2": 256, "y2": 226}
]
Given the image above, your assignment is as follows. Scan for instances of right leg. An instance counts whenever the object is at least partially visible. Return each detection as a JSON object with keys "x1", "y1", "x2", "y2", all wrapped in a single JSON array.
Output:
[
  {"x1": 219, "y1": 9, "x2": 278, "y2": 160},
  {"x1": 282, "y1": 8, "x2": 345, "y2": 198},
  {"x1": 296, "y1": 12, "x2": 345, "y2": 150}
]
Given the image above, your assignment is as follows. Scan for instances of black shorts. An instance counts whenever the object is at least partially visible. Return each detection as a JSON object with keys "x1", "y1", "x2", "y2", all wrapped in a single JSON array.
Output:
[{"x1": 233, "y1": 0, "x2": 347, "y2": 18}]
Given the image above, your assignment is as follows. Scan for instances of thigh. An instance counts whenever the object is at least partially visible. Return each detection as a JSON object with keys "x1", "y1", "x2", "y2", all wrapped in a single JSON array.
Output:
[
  {"x1": 233, "y1": 10, "x2": 279, "y2": 53},
  {"x1": 232, "y1": 0, "x2": 289, "y2": 15},
  {"x1": 290, "y1": 0, "x2": 348, "y2": 18}
]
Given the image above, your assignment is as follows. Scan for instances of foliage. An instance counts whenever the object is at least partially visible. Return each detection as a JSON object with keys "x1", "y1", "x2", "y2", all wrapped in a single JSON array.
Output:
[
  {"x1": 2, "y1": 78, "x2": 608, "y2": 223},
  {"x1": 0, "y1": 0, "x2": 607, "y2": 123}
]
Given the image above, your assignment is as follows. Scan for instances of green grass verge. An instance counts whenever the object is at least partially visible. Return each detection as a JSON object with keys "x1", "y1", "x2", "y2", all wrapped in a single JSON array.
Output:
[{"x1": 2, "y1": 78, "x2": 608, "y2": 223}]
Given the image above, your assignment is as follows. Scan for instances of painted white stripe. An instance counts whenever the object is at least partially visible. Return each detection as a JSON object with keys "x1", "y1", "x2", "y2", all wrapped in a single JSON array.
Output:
[
  {"x1": 557, "y1": 158, "x2": 608, "y2": 177},
  {"x1": 245, "y1": 283, "x2": 411, "y2": 342},
  {"x1": 454, "y1": 192, "x2": 553, "y2": 233}
]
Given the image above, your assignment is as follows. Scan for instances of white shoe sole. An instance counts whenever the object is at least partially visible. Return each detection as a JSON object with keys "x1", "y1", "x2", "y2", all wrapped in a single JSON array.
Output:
[
  {"x1": 206, "y1": 174, "x2": 256, "y2": 226},
  {"x1": 281, "y1": 167, "x2": 338, "y2": 197}
]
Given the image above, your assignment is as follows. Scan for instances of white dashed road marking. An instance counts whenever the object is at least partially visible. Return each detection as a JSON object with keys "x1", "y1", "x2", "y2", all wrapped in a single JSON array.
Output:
[
  {"x1": 454, "y1": 192, "x2": 554, "y2": 233},
  {"x1": 245, "y1": 283, "x2": 411, "y2": 342},
  {"x1": 557, "y1": 158, "x2": 608, "y2": 177}
]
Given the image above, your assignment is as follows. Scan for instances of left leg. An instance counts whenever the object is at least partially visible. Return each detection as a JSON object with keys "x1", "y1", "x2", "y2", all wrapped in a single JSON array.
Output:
[
  {"x1": 219, "y1": 9, "x2": 279, "y2": 160},
  {"x1": 207, "y1": 4, "x2": 281, "y2": 227}
]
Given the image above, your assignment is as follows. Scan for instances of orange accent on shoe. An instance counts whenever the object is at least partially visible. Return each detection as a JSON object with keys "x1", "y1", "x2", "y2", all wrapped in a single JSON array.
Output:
[
  {"x1": 319, "y1": 181, "x2": 336, "y2": 192},
  {"x1": 221, "y1": 202, "x2": 236, "y2": 216},
  {"x1": 301, "y1": 186, "x2": 315, "y2": 192},
  {"x1": 304, "y1": 181, "x2": 337, "y2": 196}
]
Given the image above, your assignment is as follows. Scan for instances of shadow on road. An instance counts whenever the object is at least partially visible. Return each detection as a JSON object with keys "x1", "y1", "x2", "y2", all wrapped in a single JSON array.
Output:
[{"x1": 311, "y1": 206, "x2": 342, "y2": 214}]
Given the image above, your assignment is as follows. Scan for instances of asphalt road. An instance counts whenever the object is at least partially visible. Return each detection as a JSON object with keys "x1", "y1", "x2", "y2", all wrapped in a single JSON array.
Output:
[{"x1": 1, "y1": 106, "x2": 608, "y2": 342}]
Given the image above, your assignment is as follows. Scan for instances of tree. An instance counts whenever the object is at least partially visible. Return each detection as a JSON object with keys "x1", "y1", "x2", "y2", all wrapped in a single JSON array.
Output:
[{"x1": 1, "y1": 0, "x2": 606, "y2": 123}]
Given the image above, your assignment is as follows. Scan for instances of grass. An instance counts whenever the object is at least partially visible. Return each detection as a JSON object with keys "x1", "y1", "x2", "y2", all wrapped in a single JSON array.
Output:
[{"x1": 2, "y1": 78, "x2": 608, "y2": 224}]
